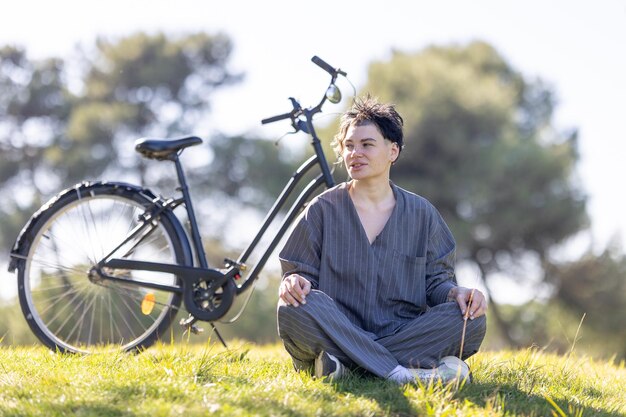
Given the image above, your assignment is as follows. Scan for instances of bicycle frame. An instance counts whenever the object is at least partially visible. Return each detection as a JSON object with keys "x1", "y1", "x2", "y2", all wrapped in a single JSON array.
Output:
[{"x1": 98, "y1": 102, "x2": 336, "y2": 297}]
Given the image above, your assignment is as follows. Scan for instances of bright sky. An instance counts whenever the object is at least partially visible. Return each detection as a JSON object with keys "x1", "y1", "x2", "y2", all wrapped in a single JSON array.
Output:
[{"x1": 1, "y1": 0, "x2": 625, "y2": 301}]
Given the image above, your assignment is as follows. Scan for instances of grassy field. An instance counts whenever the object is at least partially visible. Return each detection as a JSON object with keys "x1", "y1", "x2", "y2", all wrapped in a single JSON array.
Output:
[{"x1": 0, "y1": 342, "x2": 624, "y2": 417}]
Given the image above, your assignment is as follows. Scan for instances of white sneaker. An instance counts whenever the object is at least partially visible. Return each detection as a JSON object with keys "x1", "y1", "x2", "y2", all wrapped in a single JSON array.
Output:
[
  {"x1": 410, "y1": 356, "x2": 472, "y2": 384},
  {"x1": 314, "y1": 351, "x2": 347, "y2": 381},
  {"x1": 436, "y1": 356, "x2": 472, "y2": 383},
  {"x1": 386, "y1": 365, "x2": 415, "y2": 384},
  {"x1": 409, "y1": 367, "x2": 440, "y2": 383}
]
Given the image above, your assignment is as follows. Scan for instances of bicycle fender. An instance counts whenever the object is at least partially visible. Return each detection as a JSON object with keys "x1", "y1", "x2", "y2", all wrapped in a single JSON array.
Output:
[{"x1": 7, "y1": 181, "x2": 193, "y2": 273}]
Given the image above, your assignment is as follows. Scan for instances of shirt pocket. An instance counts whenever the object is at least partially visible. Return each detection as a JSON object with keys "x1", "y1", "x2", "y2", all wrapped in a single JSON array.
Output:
[{"x1": 381, "y1": 251, "x2": 426, "y2": 309}]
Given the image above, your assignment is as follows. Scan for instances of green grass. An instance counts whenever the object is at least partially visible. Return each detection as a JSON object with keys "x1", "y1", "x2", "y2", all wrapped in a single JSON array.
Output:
[{"x1": 0, "y1": 343, "x2": 624, "y2": 417}]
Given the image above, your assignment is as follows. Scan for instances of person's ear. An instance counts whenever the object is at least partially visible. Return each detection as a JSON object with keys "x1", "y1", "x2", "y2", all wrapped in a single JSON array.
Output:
[{"x1": 390, "y1": 142, "x2": 400, "y2": 163}]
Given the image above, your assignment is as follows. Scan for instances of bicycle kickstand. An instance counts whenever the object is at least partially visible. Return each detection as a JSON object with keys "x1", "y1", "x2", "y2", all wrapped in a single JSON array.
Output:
[
  {"x1": 179, "y1": 314, "x2": 228, "y2": 349},
  {"x1": 209, "y1": 323, "x2": 228, "y2": 349}
]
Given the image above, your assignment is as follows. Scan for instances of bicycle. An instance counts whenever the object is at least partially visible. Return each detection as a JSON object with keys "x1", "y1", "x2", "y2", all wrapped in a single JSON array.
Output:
[{"x1": 8, "y1": 56, "x2": 348, "y2": 354}]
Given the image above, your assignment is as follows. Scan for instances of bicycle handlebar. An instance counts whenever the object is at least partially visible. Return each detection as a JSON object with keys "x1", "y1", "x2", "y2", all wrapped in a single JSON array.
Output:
[
  {"x1": 311, "y1": 55, "x2": 347, "y2": 77},
  {"x1": 261, "y1": 112, "x2": 292, "y2": 125},
  {"x1": 311, "y1": 56, "x2": 335, "y2": 75},
  {"x1": 261, "y1": 56, "x2": 347, "y2": 129}
]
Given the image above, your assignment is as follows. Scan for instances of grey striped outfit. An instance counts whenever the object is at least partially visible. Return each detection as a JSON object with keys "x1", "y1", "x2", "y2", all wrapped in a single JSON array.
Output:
[{"x1": 277, "y1": 182, "x2": 486, "y2": 377}]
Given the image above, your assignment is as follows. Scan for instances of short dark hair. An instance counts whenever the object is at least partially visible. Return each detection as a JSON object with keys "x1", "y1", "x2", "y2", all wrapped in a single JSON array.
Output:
[{"x1": 332, "y1": 94, "x2": 404, "y2": 161}]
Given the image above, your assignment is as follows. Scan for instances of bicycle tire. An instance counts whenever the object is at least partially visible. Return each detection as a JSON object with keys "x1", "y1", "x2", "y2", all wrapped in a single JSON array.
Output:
[{"x1": 16, "y1": 182, "x2": 188, "y2": 353}]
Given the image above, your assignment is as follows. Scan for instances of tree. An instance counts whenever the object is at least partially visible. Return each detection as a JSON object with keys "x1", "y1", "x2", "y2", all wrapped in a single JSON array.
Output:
[
  {"x1": 200, "y1": 134, "x2": 300, "y2": 208},
  {"x1": 358, "y1": 42, "x2": 588, "y2": 345},
  {"x1": 0, "y1": 32, "x2": 240, "y2": 252},
  {"x1": 0, "y1": 46, "x2": 70, "y2": 251},
  {"x1": 545, "y1": 245, "x2": 626, "y2": 358}
]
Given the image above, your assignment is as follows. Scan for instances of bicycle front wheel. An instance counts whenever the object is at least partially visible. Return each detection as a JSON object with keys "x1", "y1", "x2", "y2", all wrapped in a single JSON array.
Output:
[{"x1": 16, "y1": 183, "x2": 187, "y2": 353}]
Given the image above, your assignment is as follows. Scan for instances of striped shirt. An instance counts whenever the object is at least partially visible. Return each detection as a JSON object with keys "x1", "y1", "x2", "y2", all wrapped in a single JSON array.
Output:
[{"x1": 279, "y1": 181, "x2": 458, "y2": 338}]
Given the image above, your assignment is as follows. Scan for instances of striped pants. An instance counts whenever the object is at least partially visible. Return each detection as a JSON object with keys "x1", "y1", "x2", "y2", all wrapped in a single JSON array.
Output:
[{"x1": 277, "y1": 290, "x2": 486, "y2": 378}]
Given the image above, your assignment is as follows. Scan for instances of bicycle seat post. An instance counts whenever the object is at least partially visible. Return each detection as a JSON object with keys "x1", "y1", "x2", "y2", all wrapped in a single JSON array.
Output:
[{"x1": 172, "y1": 154, "x2": 208, "y2": 268}]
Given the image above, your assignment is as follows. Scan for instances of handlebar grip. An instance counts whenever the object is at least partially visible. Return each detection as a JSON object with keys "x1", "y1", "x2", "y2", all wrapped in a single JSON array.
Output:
[
  {"x1": 261, "y1": 111, "x2": 292, "y2": 125},
  {"x1": 311, "y1": 56, "x2": 336, "y2": 75}
]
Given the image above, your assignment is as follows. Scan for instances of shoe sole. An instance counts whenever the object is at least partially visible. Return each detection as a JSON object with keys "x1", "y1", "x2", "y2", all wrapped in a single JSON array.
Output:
[
  {"x1": 314, "y1": 351, "x2": 333, "y2": 379},
  {"x1": 315, "y1": 351, "x2": 345, "y2": 380}
]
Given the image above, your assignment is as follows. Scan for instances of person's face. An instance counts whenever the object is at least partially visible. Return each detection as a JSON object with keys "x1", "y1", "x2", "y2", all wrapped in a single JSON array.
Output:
[{"x1": 341, "y1": 122, "x2": 399, "y2": 181}]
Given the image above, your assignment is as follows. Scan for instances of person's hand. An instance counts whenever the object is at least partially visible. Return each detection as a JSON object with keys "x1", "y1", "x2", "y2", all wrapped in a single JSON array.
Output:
[
  {"x1": 448, "y1": 286, "x2": 487, "y2": 320},
  {"x1": 278, "y1": 274, "x2": 312, "y2": 307}
]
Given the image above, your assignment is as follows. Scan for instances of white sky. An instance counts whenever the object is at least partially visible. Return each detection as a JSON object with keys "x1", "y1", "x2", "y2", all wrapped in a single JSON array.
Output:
[{"x1": 1, "y1": 0, "x2": 625, "y2": 301}]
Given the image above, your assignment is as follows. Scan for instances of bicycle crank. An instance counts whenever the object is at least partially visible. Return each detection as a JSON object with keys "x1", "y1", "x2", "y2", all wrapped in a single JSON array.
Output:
[{"x1": 183, "y1": 273, "x2": 237, "y2": 322}]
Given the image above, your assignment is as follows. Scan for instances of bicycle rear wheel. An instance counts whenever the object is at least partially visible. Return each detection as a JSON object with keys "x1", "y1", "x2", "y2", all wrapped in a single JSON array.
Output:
[{"x1": 16, "y1": 183, "x2": 187, "y2": 353}]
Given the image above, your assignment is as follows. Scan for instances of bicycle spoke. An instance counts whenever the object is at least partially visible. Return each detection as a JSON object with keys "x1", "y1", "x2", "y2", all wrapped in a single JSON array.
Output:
[
  {"x1": 37, "y1": 285, "x2": 86, "y2": 317},
  {"x1": 48, "y1": 288, "x2": 87, "y2": 337},
  {"x1": 104, "y1": 281, "x2": 180, "y2": 313},
  {"x1": 76, "y1": 196, "x2": 99, "y2": 265},
  {"x1": 88, "y1": 296, "x2": 96, "y2": 346},
  {"x1": 29, "y1": 281, "x2": 75, "y2": 293},
  {"x1": 116, "y1": 291, "x2": 150, "y2": 335},
  {"x1": 86, "y1": 199, "x2": 108, "y2": 261},
  {"x1": 65, "y1": 292, "x2": 98, "y2": 345},
  {"x1": 24, "y1": 237, "x2": 91, "y2": 272}
]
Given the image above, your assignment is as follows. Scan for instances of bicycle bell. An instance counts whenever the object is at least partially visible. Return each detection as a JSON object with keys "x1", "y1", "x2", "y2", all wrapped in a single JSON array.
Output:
[{"x1": 325, "y1": 84, "x2": 342, "y2": 104}]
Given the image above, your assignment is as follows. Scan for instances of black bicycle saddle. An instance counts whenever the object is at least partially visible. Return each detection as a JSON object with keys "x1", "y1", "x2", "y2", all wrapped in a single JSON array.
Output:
[{"x1": 135, "y1": 136, "x2": 203, "y2": 160}]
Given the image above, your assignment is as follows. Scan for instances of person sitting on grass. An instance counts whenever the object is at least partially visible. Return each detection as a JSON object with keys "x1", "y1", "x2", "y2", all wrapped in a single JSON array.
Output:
[{"x1": 276, "y1": 95, "x2": 487, "y2": 384}]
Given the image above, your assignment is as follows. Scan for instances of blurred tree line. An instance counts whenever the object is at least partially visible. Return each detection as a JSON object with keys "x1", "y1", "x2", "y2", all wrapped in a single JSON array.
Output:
[{"x1": 1, "y1": 33, "x2": 624, "y2": 359}]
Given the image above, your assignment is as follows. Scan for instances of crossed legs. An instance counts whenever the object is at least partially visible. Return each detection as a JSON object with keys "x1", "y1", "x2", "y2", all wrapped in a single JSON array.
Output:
[{"x1": 277, "y1": 290, "x2": 486, "y2": 377}]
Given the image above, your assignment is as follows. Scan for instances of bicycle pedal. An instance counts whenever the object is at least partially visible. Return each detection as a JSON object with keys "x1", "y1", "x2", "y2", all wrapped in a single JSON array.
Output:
[
  {"x1": 189, "y1": 324, "x2": 204, "y2": 335},
  {"x1": 179, "y1": 317, "x2": 204, "y2": 335},
  {"x1": 179, "y1": 315, "x2": 196, "y2": 327}
]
